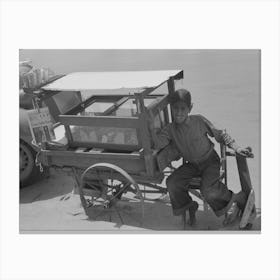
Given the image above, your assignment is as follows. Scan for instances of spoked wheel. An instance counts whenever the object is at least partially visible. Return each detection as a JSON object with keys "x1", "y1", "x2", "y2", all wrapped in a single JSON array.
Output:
[{"x1": 79, "y1": 163, "x2": 144, "y2": 226}]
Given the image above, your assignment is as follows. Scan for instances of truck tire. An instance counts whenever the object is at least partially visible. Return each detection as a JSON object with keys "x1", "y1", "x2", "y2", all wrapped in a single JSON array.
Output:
[{"x1": 20, "y1": 140, "x2": 41, "y2": 187}]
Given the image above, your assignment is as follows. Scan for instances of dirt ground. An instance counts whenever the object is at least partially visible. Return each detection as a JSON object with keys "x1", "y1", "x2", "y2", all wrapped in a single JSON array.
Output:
[{"x1": 19, "y1": 169, "x2": 261, "y2": 233}]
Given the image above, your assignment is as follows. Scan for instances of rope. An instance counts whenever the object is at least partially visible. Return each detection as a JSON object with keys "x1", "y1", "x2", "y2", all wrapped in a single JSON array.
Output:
[{"x1": 35, "y1": 149, "x2": 43, "y2": 172}]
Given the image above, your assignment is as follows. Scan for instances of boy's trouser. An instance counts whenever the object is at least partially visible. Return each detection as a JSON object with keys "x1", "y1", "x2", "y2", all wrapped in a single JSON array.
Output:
[{"x1": 166, "y1": 150, "x2": 235, "y2": 217}]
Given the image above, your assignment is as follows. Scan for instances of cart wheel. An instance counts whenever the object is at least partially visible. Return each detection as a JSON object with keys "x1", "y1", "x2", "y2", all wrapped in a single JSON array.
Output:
[{"x1": 79, "y1": 163, "x2": 144, "y2": 226}]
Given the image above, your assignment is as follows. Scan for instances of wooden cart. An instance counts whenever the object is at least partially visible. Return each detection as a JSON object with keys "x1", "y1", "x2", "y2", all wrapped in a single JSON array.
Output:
[{"x1": 29, "y1": 70, "x2": 255, "y2": 229}]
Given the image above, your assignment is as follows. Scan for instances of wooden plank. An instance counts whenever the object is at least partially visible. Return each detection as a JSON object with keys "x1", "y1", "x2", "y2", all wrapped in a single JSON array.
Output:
[
  {"x1": 102, "y1": 96, "x2": 130, "y2": 115},
  {"x1": 144, "y1": 154, "x2": 155, "y2": 177},
  {"x1": 152, "y1": 96, "x2": 170, "y2": 125},
  {"x1": 65, "y1": 95, "x2": 96, "y2": 116},
  {"x1": 236, "y1": 155, "x2": 253, "y2": 195},
  {"x1": 139, "y1": 85, "x2": 163, "y2": 99},
  {"x1": 220, "y1": 143, "x2": 227, "y2": 186},
  {"x1": 59, "y1": 115, "x2": 140, "y2": 128},
  {"x1": 158, "y1": 108, "x2": 164, "y2": 127},
  {"x1": 44, "y1": 149, "x2": 141, "y2": 160},
  {"x1": 134, "y1": 92, "x2": 154, "y2": 176},
  {"x1": 167, "y1": 77, "x2": 175, "y2": 95},
  {"x1": 43, "y1": 96, "x2": 61, "y2": 123},
  {"x1": 42, "y1": 70, "x2": 183, "y2": 91},
  {"x1": 64, "y1": 125, "x2": 73, "y2": 143},
  {"x1": 167, "y1": 78, "x2": 175, "y2": 122},
  {"x1": 42, "y1": 150, "x2": 146, "y2": 174},
  {"x1": 69, "y1": 141, "x2": 139, "y2": 152},
  {"x1": 132, "y1": 79, "x2": 168, "y2": 100},
  {"x1": 89, "y1": 95, "x2": 122, "y2": 101},
  {"x1": 163, "y1": 106, "x2": 170, "y2": 125},
  {"x1": 136, "y1": 69, "x2": 183, "y2": 99},
  {"x1": 173, "y1": 70, "x2": 184, "y2": 80},
  {"x1": 55, "y1": 95, "x2": 122, "y2": 117},
  {"x1": 146, "y1": 94, "x2": 168, "y2": 114},
  {"x1": 130, "y1": 151, "x2": 141, "y2": 155},
  {"x1": 134, "y1": 172, "x2": 164, "y2": 184}
]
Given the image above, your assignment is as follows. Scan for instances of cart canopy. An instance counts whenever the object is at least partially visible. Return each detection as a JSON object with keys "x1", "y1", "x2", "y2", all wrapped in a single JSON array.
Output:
[{"x1": 42, "y1": 70, "x2": 183, "y2": 92}]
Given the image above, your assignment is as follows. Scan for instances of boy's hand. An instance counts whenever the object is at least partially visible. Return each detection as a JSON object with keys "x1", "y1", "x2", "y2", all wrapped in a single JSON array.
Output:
[{"x1": 235, "y1": 147, "x2": 254, "y2": 158}]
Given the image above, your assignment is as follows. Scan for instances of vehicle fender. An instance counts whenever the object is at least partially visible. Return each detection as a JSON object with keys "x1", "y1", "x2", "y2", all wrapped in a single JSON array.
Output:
[{"x1": 19, "y1": 108, "x2": 38, "y2": 151}]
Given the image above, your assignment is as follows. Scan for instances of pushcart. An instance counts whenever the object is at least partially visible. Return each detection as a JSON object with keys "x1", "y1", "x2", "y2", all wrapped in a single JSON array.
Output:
[{"x1": 27, "y1": 70, "x2": 255, "y2": 229}]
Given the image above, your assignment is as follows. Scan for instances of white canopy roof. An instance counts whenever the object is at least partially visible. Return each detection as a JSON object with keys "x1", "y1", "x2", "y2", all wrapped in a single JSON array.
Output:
[{"x1": 42, "y1": 70, "x2": 183, "y2": 91}]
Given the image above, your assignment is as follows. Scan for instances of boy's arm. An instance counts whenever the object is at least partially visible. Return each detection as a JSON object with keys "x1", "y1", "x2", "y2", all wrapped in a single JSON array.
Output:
[
  {"x1": 147, "y1": 112, "x2": 171, "y2": 150},
  {"x1": 199, "y1": 115, "x2": 249, "y2": 155},
  {"x1": 149, "y1": 124, "x2": 172, "y2": 150},
  {"x1": 198, "y1": 114, "x2": 227, "y2": 143}
]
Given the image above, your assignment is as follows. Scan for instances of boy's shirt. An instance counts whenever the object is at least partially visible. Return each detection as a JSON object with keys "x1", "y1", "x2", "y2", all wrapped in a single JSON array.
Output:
[{"x1": 154, "y1": 114, "x2": 233, "y2": 164}]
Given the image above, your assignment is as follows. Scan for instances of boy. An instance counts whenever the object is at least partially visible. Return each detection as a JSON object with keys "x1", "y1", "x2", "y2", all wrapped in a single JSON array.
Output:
[{"x1": 149, "y1": 89, "x2": 250, "y2": 226}]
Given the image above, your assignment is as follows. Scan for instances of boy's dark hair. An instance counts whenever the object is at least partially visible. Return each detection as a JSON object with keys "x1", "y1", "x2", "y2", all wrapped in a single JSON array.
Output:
[{"x1": 168, "y1": 89, "x2": 192, "y2": 107}]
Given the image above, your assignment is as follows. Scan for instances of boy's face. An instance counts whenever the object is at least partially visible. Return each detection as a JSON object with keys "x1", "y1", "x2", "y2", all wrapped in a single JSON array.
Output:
[{"x1": 171, "y1": 101, "x2": 191, "y2": 124}]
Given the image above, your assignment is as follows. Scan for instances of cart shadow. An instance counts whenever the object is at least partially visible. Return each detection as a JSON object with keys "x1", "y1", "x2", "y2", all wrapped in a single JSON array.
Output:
[
  {"x1": 83, "y1": 200, "x2": 261, "y2": 231},
  {"x1": 19, "y1": 171, "x2": 261, "y2": 231},
  {"x1": 20, "y1": 172, "x2": 76, "y2": 204}
]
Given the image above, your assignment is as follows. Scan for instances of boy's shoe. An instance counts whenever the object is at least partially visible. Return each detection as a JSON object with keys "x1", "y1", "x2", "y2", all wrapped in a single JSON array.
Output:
[
  {"x1": 223, "y1": 190, "x2": 256, "y2": 230},
  {"x1": 223, "y1": 190, "x2": 250, "y2": 226},
  {"x1": 223, "y1": 202, "x2": 240, "y2": 226},
  {"x1": 188, "y1": 201, "x2": 199, "y2": 225},
  {"x1": 234, "y1": 190, "x2": 247, "y2": 210},
  {"x1": 182, "y1": 201, "x2": 199, "y2": 229}
]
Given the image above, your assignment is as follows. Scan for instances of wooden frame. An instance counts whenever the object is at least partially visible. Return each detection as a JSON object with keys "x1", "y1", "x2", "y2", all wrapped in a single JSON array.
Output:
[
  {"x1": 40, "y1": 149, "x2": 146, "y2": 174},
  {"x1": 38, "y1": 72, "x2": 183, "y2": 181}
]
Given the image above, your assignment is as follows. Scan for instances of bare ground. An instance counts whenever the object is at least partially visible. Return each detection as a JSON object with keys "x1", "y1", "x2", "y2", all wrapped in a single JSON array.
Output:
[{"x1": 19, "y1": 169, "x2": 261, "y2": 233}]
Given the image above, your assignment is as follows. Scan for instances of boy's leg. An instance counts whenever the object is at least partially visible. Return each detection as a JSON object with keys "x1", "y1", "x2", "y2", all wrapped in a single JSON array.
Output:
[
  {"x1": 200, "y1": 151, "x2": 236, "y2": 216},
  {"x1": 166, "y1": 163, "x2": 200, "y2": 216}
]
